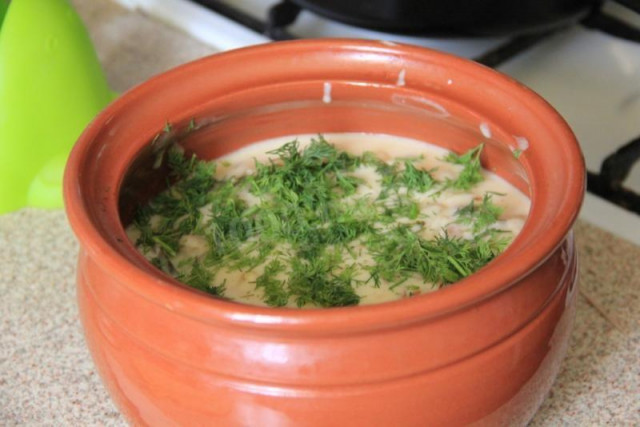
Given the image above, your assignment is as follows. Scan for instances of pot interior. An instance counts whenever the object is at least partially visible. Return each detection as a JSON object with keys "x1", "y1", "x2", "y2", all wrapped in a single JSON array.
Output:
[{"x1": 118, "y1": 90, "x2": 529, "y2": 227}]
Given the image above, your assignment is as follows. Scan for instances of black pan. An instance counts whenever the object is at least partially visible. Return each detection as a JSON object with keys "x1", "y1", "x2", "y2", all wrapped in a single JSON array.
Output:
[{"x1": 288, "y1": 0, "x2": 599, "y2": 36}]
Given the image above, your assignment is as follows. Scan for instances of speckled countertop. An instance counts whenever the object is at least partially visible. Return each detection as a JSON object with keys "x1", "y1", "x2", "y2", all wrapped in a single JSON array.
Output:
[{"x1": 1, "y1": 1, "x2": 639, "y2": 425}]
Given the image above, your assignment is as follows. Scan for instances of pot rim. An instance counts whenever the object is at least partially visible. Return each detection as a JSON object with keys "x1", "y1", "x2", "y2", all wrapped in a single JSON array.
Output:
[{"x1": 64, "y1": 39, "x2": 585, "y2": 333}]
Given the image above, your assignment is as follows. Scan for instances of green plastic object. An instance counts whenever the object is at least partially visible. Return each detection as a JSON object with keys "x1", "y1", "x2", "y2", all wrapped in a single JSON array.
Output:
[
  {"x1": 0, "y1": 0, "x2": 115, "y2": 213},
  {"x1": 0, "y1": 1, "x2": 9, "y2": 29}
]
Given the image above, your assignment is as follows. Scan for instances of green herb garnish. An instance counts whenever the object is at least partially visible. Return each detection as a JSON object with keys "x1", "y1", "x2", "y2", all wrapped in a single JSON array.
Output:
[
  {"x1": 400, "y1": 160, "x2": 437, "y2": 192},
  {"x1": 444, "y1": 144, "x2": 484, "y2": 190},
  {"x1": 130, "y1": 134, "x2": 516, "y2": 307},
  {"x1": 288, "y1": 252, "x2": 360, "y2": 308},
  {"x1": 366, "y1": 225, "x2": 507, "y2": 287},
  {"x1": 456, "y1": 193, "x2": 503, "y2": 233},
  {"x1": 254, "y1": 260, "x2": 288, "y2": 307},
  {"x1": 179, "y1": 259, "x2": 225, "y2": 296}
]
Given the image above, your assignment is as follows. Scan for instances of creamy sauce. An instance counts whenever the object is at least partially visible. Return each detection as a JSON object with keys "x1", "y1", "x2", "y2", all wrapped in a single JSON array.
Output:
[{"x1": 128, "y1": 133, "x2": 530, "y2": 308}]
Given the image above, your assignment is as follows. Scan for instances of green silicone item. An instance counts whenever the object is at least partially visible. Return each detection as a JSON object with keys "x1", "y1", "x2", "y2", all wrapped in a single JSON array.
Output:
[
  {"x1": 0, "y1": 1, "x2": 9, "y2": 29},
  {"x1": 0, "y1": 0, "x2": 115, "y2": 213}
]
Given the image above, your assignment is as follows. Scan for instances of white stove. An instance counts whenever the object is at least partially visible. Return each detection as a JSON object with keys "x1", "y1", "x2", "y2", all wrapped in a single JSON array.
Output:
[{"x1": 115, "y1": 0, "x2": 640, "y2": 244}]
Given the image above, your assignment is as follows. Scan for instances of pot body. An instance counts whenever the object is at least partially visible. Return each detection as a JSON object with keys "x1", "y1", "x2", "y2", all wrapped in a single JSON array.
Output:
[
  {"x1": 64, "y1": 40, "x2": 585, "y2": 427},
  {"x1": 290, "y1": 0, "x2": 597, "y2": 36},
  {"x1": 77, "y1": 236, "x2": 577, "y2": 426}
]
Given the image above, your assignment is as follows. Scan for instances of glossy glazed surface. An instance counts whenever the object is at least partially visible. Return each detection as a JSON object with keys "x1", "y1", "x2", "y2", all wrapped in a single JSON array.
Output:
[
  {"x1": 64, "y1": 40, "x2": 585, "y2": 426},
  {"x1": 76, "y1": 235, "x2": 577, "y2": 426}
]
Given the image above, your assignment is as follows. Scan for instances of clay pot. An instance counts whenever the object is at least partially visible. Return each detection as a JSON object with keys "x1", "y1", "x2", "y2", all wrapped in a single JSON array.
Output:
[{"x1": 64, "y1": 39, "x2": 584, "y2": 426}]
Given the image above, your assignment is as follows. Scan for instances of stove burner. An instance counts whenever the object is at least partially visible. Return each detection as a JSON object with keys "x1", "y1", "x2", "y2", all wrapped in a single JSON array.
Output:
[{"x1": 189, "y1": 0, "x2": 640, "y2": 214}]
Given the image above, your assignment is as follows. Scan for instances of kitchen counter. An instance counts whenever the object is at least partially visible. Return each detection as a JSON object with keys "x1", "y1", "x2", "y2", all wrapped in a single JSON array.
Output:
[{"x1": 1, "y1": 1, "x2": 639, "y2": 425}]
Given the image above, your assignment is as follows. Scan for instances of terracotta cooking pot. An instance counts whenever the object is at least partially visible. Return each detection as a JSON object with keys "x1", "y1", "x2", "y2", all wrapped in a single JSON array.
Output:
[{"x1": 64, "y1": 39, "x2": 585, "y2": 426}]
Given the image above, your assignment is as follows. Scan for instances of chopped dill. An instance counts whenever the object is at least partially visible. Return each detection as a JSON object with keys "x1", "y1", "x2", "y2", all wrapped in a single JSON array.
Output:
[
  {"x1": 456, "y1": 193, "x2": 503, "y2": 233},
  {"x1": 377, "y1": 157, "x2": 436, "y2": 198},
  {"x1": 400, "y1": 160, "x2": 437, "y2": 192},
  {"x1": 130, "y1": 133, "x2": 518, "y2": 307},
  {"x1": 367, "y1": 226, "x2": 506, "y2": 286},
  {"x1": 288, "y1": 252, "x2": 360, "y2": 308},
  {"x1": 179, "y1": 259, "x2": 225, "y2": 296},
  {"x1": 254, "y1": 260, "x2": 288, "y2": 307},
  {"x1": 444, "y1": 144, "x2": 484, "y2": 190}
]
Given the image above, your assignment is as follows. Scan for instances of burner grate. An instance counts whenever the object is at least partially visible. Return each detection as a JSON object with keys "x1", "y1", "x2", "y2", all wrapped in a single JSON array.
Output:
[
  {"x1": 588, "y1": 136, "x2": 640, "y2": 213},
  {"x1": 191, "y1": 0, "x2": 297, "y2": 39}
]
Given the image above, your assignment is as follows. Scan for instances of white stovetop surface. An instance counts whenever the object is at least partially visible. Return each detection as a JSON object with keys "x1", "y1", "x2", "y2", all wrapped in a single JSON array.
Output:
[{"x1": 115, "y1": 0, "x2": 640, "y2": 245}]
